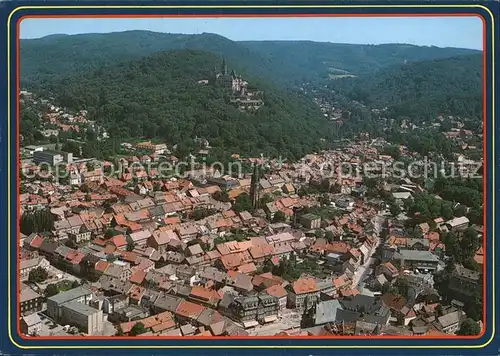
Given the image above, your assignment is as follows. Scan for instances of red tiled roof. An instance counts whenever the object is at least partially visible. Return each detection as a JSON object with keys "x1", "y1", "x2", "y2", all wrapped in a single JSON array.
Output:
[
  {"x1": 222, "y1": 210, "x2": 236, "y2": 218},
  {"x1": 103, "y1": 244, "x2": 116, "y2": 254},
  {"x1": 129, "y1": 285, "x2": 146, "y2": 301},
  {"x1": 219, "y1": 251, "x2": 253, "y2": 270},
  {"x1": 291, "y1": 278, "x2": 318, "y2": 294},
  {"x1": 175, "y1": 300, "x2": 206, "y2": 319},
  {"x1": 383, "y1": 262, "x2": 399, "y2": 275},
  {"x1": 333, "y1": 275, "x2": 348, "y2": 289},
  {"x1": 30, "y1": 235, "x2": 45, "y2": 249},
  {"x1": 129, "y1": 270, "x2": 147, "y2": 284},
  {"x1": 249, "y1": 243, "x2": 273, "y2": 259},
  {"x1": 95, "y1": 260, "x2": 110, "y2": 273},
  {"x1": 151, "y1": 319, "x2": 176, "y2": 333},
  {"x1": 236, "y1": 262, "x2": 257, "y2": 274},
  {"x1": 425, "y1": 232, "x2": 440, "y2": 241},
  {"x1": 340, "y1": 288, "x2": 359, "y2": 297},
  {"x1": 474, "y1": 247, "x2": 484, "y2": 264},
  {"x1": 382, "y1": 293, "x2": 407, "y2": 311},
  {"x1": 66, "y1": 250, "x2": 86, "y2": 265},
  {"x1": 266, "y1": 285, "x2": 287, "y2": 298},
  {"x1": 108, "y1": 234, "x2": 127, "y2": 248},
  {"x1": 164, "y1": 216, "x2": 181, "y2": 225},
  {"x1": 119, "y1": 251, "x2": 139, "y2": 264},
  {"x1": 326, "y1": 242, "x2": 349, "y2": 254},
  {"x1": 190, "y1": 286, "x2": 220, "y2": 303}
]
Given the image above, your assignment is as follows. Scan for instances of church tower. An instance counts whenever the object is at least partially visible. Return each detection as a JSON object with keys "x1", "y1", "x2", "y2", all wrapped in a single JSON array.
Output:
[{"x1": 250, "y1": 163, "x2": 261, "y2": 210}]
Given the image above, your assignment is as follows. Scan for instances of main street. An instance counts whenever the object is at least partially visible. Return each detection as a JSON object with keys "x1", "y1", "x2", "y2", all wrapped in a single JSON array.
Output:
[{"x1": 354, "y1": 213, "x2": 385, "y2": 288}]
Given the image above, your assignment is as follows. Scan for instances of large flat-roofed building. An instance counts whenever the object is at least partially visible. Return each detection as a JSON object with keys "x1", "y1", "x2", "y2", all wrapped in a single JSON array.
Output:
[
  {"x1": 46, "y1": 286, "x2": 93, "y2": 320},
  {"x1": 393, "y1": 250, "x2": 440, "y2": 272},
  {"x1": 46, "y1": 286, "x2": 102, "y2": 335},
  {"x1": 33, "y1": 150, "x2": 73, "y2": 166},
  {"x1": 60, "y1": 300, "x2": 103, "y2": 335}
]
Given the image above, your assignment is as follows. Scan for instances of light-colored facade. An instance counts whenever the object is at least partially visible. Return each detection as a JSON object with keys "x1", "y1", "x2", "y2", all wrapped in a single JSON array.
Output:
[
  {"x1": 60, "y1": 301, "x2": 103, "y2": 335},
  {"x1": 287, "y1": 290, "x2": 320, "y2": 310},
  {"x1": 33, "y1": 150, "x2": 73, "y2": 166},
  {"x1": 20, "y1": 256, "x2": 50, "y2": 280},
  {"x1": 437, "y1": 311, "x2": 462, "y2": 334},
  {"x1": 20, "y1": 313, "x2": 42, "y2": 336},
  {"x1": 46, "y1": 286, "x2": 93, "y2": 320},
  {"x1": 68, "y1": 228, "x2": 92, "y2": 244}
]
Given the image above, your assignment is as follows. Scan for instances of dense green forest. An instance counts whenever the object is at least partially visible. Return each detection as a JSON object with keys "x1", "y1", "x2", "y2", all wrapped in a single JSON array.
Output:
[
  {"x1": 21, "y1": 32, "x2": 279, "y2": 88},
  {"x1": 242, "y1": 41, "x2": 480, "y2": 84},
  {"x1": 20, "y1": 31, "x2": 483, "y2": 160},
  {"x1": 330, "y1": 54, "x2": 483, "y2": 120},
  {"x1": 35, "y1": 50, "x2": 336, "y2": 160},
  {"x1": 20, "y1": 31, "x2": 480, "y2": 88}
]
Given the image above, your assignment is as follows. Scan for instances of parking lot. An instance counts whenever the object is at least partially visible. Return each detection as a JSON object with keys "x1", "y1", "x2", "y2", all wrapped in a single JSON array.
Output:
[{"x1": 37, "y1": 311, "x2": 117, "y2": 336}]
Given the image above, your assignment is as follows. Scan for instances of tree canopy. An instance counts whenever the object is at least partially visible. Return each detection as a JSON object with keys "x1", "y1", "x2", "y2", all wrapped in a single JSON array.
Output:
[
  {"x1": 332, "y1": 54, "x2": 482, "y2": 120},
  {"x1": 28, "y1": 266, "x2": 49, "y2": 283},
  {"x1": 456, "y1": 318, "x2": 481, "y2": 336},
  {"x1": 30, "y1": 50, "x2": 338, "y2": 161}
]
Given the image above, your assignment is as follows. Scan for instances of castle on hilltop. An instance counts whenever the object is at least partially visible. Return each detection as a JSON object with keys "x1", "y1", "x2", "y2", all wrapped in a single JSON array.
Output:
[
  {"x1": 215, "y1": 58, "x2": 249, "y2": 97},
  {"x1": 198, "y1": 57, "x2": 264, "y2": 112}
]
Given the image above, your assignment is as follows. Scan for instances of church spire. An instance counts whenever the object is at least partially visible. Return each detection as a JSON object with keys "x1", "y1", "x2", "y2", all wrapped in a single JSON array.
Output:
[{"x1": 250, "y1": 163, "x2": 261, "y2": 210}]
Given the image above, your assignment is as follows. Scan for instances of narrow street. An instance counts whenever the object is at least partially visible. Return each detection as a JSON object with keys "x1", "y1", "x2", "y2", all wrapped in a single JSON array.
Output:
[{"x1": 354, "y1": 213, "x2": 384, "y2": 288}]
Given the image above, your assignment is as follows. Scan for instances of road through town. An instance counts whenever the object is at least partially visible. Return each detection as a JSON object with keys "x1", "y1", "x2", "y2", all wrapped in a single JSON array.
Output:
[{"x1": 354, "y1": 213, "x2": 385, "y2": 288}]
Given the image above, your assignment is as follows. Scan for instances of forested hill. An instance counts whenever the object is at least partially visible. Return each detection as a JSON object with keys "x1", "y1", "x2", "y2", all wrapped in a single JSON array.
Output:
[
  {"x1": 21, "y1": 31, "x2": 481, "y2": 88},
  {"x1": 330, "y1": 54, "x2": 483, "y2": 120},
  {"x1": 40, "y1": 50, "x2": 335, "y2": 160},
  {"x1": 21, "y1": 31, "x2": 279, "y2": 88},
  {"x1": 241, "y1": 41, "x2": 481, "y2": 83}
]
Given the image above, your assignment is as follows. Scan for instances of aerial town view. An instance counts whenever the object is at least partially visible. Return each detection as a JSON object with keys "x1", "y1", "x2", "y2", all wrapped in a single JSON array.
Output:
[{"x1": 18, "y1": 17, "x2": 484, "y2": 338}]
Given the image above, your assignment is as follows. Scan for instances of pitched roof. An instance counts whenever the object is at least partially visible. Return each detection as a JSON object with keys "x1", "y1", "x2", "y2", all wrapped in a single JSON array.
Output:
[
  {"x1": 108, "y1": 234, "x2": 127, "y2": 248},
  {"x1": 175, "y1": 300, "x2": 206, "y2": 319},
  {"x1": 382, "y1": 293, "x2": 408, "y2": 311},
  {"x1": 265, "y1": 285, "x2": 287, "y2": 298},
  {"x1": 129, "y1": 229, "x2": 152, "y2": 242},
  {"x1": 219, "y1": 251, "x2": 253, "y2": 270},
  {"x1": 315, "y1": 299, "x2": 342, "y2": 325},
  {"x1": 291, "y1": 278, "x2": 318, "y2": 294},
  {"x1": 152, "y1": 229, "x2": 179, "y2": 246},
  {"x1": 95, "y1": 260, "x2": 110, "y2": 273},
  {"x1": 129, "y1": 270, "x2": 147, "y2": 285},
  {"x1": 446, "y1": 216, "x2": 470, "y2": 227}
]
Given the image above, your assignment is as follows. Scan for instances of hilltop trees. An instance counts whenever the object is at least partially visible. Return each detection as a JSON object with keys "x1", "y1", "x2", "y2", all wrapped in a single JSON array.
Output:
[
  {"x1": 332, "y1": 54, "x2": 482, "y2": 120},
  {"x1": 35, "y1": 50, "x2": 335, "y2": 161}
]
